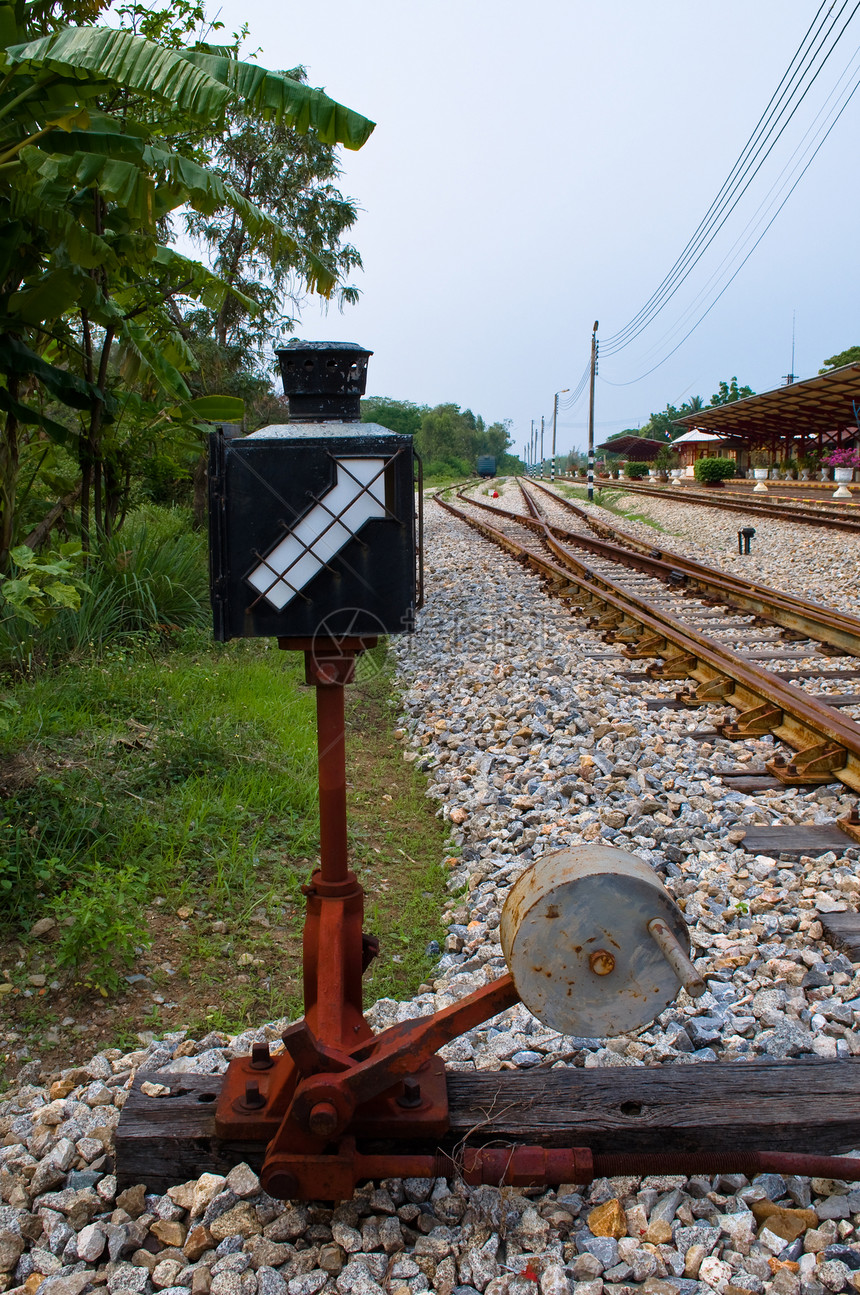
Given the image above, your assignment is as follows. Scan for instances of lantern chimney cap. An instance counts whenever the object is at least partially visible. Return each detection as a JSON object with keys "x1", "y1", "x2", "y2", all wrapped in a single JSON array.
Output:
[{"x1": 275, "y1": 340, "x2": 373, "y2": 422}]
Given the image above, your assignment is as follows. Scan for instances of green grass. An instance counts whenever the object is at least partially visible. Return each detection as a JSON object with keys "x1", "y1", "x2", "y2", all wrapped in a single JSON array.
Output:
[
  {"x1": 552, "y1": 481, "x2": 667, "y2": 532},
  {"x1": 0, "y1": 634, "x2": 449, "y2": 1068},
  {"x1": 423, "y1": 472, "x2": 473, "y2": 490},
  {"x1": 0, "y1": 637, "x2": 318, "y2": 985}
]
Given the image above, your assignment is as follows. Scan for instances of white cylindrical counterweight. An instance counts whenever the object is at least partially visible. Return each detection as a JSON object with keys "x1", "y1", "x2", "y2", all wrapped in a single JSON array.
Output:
[{"x1": 500, "y1": 844, "x2": 701, "y2": 1037}]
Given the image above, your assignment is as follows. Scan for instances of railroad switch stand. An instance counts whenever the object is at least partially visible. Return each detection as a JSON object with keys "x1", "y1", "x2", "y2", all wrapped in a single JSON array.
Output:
[
  {"x1": 212, "y1": 636, "x2": 700, "y2": 1198},
  {"x1": 215, "y1": 636, "x2": 525, "y2": 1198}
]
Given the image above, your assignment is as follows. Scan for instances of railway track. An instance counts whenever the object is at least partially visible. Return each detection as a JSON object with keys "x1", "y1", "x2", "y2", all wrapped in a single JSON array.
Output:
[
  {"x1": 523, "y1": 476, "x2": 860, "y2": 656},
  {"x1": 595, "y1": 477, "x2": 860, "y2": 532},
  {"x1": 436, "y1": 480, "x2": 860, "y2": 814}
]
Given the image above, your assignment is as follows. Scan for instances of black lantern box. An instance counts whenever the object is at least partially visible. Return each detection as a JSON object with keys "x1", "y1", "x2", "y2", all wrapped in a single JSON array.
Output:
[{"x1": 208, "y1": 342, "x2": 419, "y2": 643}]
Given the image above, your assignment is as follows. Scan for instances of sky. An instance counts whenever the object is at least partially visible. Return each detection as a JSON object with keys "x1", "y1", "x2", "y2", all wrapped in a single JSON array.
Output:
[{"x1": 202, "y1": 0, "x2": 860, "y2": 459}]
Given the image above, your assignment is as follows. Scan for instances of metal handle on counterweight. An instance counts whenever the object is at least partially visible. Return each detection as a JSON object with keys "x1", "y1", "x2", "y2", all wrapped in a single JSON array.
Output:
[{"x1": 647, "y1": 917, "x2": 706, "y2": 998}]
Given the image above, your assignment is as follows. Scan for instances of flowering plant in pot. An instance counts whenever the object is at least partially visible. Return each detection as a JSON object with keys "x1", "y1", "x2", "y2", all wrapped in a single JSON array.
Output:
[
  {"x1": 823, "y1": 447, "x2": 860, "y2": 470},
  {"x1": 824, "y1": 446, "x2": 859, "y2": 493}
]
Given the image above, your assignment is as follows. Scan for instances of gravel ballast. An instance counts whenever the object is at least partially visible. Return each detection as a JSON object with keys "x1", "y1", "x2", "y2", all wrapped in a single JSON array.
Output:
[{"x1": 3, "y1": 497, "x2": 860, "y2": 1295}]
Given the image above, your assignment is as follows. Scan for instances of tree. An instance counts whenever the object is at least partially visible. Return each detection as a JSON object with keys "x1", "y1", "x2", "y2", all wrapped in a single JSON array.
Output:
[
  {"x1": 361, "y1": 397, "x2": 424, "y2": 438},
  {"x1": 184, "y1": 74, "x2": 363, "y2": 361},
  {"x1": 483, "y1": 419, "x2": 512, "y2": 462},
  {"x1": 0, "y1": 0, "x2": 374, "y2": 559},
  {"x1": 416, "y1": 404, "x2": 471, "y2": 466},
  {"x1": 710, "y1": 377, "x2": 754, "y2": 405},
  {"x1": 819, "y1": 346, "x2": 860, "y2": 373}
]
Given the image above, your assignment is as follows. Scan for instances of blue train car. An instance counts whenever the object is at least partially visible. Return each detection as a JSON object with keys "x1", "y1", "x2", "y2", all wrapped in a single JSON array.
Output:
[{"x1": 477, "y1": 455, "x2": 497, "y2": 478}]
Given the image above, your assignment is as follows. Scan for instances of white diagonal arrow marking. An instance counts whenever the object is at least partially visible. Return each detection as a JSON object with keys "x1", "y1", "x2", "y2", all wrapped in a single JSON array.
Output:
[{"x1": 247, "y1": 457, "x2": 387, "y2": 610}]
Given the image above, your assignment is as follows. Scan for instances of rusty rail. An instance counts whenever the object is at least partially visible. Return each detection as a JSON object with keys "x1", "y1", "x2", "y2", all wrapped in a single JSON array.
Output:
[
  {"x1": 435, "y1": 489, "x2": 860, "y2": 794},
  {"x1": 593, "y1": 478, "x2": 860, "y2": 532},
  {"x1": 520, "y1": 478, "x2": 860, "y2": 657}
]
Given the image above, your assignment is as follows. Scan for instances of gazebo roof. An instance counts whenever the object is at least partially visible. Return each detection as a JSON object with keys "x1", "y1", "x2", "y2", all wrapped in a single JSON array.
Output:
[
  {"x1": 672, "y1": 429, "x2": 747, "y2": 449},
  {"x1": 674, "y1": 363, "x2": 860, "y2": 442},
  {"x1": 596, "y1": 435, "x2": 666, "y2": 459},
  {"x1": 673, "y1": 429, "x2": 727, "y2": 445}
]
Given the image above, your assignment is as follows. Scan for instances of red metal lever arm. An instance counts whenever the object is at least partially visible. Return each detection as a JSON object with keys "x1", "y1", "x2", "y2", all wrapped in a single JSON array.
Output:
[{"x1": 283, "y1": 972, "x2": 521, "y2": 1136}]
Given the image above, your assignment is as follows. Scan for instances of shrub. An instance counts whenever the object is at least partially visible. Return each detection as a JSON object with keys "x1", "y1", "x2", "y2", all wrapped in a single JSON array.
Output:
[
  {"x1": 52, "y1": 861, "x2": 151, "y2": 994},
  {"x1": 0, "y1": 543, "x2": 89, "y2": 671},
  {"x1": 624, "y1": 461, "x2": 650, "y2": 479},
  {"x1": 694, "y1": 457, "x2": 736, "y2": 483},
  {"x1": 0, "y1": 506, "x2": 208, "y2": 670},
  {"x1": 423, "y1": 456, "x2": 472, "y2": 480}
]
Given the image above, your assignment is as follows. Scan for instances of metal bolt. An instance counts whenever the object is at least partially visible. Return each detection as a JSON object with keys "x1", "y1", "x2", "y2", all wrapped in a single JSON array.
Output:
[
  {"x1": 250, "y1": 1041, "x2": 274, "y2": 1070},
  {"x1": 772, "y1": 755, "x2": 787, "y2": 767},
  {"x1": 849, "y1": 805, "x2": 860, "y2": 825},
  {"x1": 264, "y1": 1170, "x2": 299, "y2": 1199},
  {"x1": 243, "y1": 1080, "x2": 266, "y2": 1110},
  {"x1": 308, "y1": 1101, "x2": 339, "y2": 1137},
  {"x1": 397, "y1": 1077, "x2": 423, "y2": 1109},
  {"x1": 589, "y1": 949, "x2": 616, "y2": 976}
]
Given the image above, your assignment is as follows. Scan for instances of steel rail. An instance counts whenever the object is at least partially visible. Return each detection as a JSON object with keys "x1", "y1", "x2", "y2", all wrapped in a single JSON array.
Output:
[
  {"x1": 460, "y1": 482, "x2": 860, "y2": 658},
  {"x1": 434, "y1": 490, "x2": 860, "y2": 795},
  {"x1": 595, "y1": 479, "x2": 860, "y2": 532},
  {"x1": 520, "y1": 479, "x2": 860, "y2": 657}
]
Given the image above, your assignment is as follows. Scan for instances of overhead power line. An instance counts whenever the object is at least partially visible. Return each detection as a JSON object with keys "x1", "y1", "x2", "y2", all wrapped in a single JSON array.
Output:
[
  {"x1": 608, "y1": 37, "x2": 860, "y2": 375},
  {"x1": 600, "y1": 43, "x2": 860, "y2": 386},
  {"x1": 600, "y1": 0, "x2": 860, "y2": 359}
]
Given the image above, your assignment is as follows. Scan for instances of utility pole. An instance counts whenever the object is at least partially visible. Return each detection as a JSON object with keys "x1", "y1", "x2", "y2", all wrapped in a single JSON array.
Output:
[
  {"x1": 540, "y1": 416, "x2": 545, "y2": 479},
  {"x1": 551, "y1": 389, "x2": 569, "y2": 483},
  {"x1": 530, "y1": 419, "x2": 535, "y2": 475},
  {"x1": 587, "y1": 321, "x2": 598, "y2": 503},
  {"x1": 783, "y1": 310, "x2": 797, "y2": 386}
]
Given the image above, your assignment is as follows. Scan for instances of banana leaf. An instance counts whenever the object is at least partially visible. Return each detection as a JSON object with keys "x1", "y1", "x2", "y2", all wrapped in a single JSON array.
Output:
[{"x1": 5, "y1": 26, "x2": 231, "y2": 123}]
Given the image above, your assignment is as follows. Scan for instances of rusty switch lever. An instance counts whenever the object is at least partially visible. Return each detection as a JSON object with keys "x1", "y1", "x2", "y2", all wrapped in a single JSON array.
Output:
[
  {"x1": 284, "y1": 972, "x2": 521, "y2": 1138},
  {"x1": 647, "y1": 918, "x2": 706, "y2": 998}
]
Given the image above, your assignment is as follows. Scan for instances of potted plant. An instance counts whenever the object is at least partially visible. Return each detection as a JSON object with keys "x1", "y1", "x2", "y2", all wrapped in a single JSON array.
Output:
[
  {"x1": 749, "y1": 448, "x2": 771, "y2": 484},
  {"x1": 824, "y1": 446, "x2": 860, "y2": 482},
  {"x1": 693, "y1": 456, "x2": 736, "y2": 488},
  {"x1": 654, "y1": 445, "x2": 680, "y2": 482},
  {"x1": 798, "y1": 450, "x2": 820, "y2": 482},
  {"x1": 624, "y1": 460, "x2": 650, "y2": 480}
]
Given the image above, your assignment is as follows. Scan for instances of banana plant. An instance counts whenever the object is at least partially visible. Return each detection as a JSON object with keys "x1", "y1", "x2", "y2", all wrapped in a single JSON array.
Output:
[{"x1": 0, "y1": 0, "x2": 374, "y2": 558}]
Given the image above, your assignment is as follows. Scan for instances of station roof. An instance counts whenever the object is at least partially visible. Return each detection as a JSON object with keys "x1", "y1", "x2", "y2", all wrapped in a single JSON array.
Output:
[
  {"x1": 596, "y1": 435, "x2": 666, "y2": 459},
  {"x1": 674, "y1": 363, "x2": 860, "y2": 443}
]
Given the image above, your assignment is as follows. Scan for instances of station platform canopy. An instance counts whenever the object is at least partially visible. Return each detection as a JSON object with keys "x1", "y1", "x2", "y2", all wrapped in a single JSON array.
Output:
[
  {"x1": 674, "y1": 362, "x2": 860, "y2": 448},
  {"x1": 595, "y1": 435, "x2": 666, "y2": 459}
]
